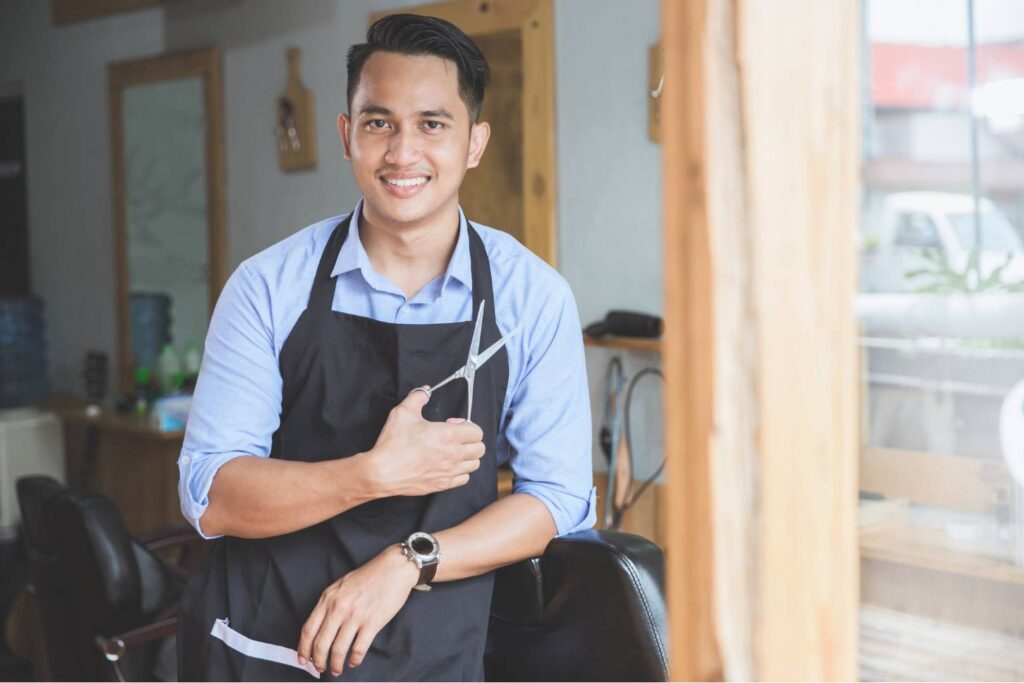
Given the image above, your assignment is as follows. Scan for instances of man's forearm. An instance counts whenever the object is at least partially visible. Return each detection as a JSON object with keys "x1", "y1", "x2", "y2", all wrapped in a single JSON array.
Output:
[
  {"x1": 431, "y1": 493, "x2": 558, "y2": 582},
  {"x1": 200, "y1": 454, "x2": 378, "y2": 539}
]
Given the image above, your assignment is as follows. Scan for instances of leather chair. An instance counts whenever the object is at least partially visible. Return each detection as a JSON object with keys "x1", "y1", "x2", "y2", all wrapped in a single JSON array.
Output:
[
  {"x1": 16, "y1": 475, "x2": 204, "y2": 681},
  {"x1": 485, "y1": 529, "x2": 669, "y2": 681}
]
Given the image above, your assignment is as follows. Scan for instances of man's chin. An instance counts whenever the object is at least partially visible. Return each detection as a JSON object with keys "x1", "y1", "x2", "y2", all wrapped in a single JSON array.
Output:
[{"x1": 365, "y1": 195, "x2": 445, "y2": 228}]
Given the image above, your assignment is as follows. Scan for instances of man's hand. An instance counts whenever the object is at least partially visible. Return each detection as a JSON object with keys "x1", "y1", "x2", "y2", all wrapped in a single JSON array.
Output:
[
  {"x1": 367, "y1": 387, "x2": 486, "y2": 497},
  {"x1": 297, "y1": 544, "x2": 420, "y2": 676}
]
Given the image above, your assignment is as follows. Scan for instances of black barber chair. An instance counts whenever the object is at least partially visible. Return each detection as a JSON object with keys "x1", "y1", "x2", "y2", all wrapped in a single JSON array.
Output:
[
  {"x1": 485, "y1": 529, "x2": 669, "y2": 681},
  {"x1": 16, "y1": 475, "x2": 205, "y2": 681}
]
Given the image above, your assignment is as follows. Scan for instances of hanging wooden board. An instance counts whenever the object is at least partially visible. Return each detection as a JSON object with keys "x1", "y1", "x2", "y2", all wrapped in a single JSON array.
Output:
[{"x1": 277, "y1": 47, "x2": 317, "y2": 171}]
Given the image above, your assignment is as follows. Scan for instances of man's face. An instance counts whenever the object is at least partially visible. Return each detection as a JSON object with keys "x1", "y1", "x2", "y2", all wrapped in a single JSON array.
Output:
[{"x1": 339, "y1": 51, "x2": 490, "y2": 228}]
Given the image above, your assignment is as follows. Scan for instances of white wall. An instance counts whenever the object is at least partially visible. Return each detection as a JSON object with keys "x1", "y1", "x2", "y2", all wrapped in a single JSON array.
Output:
[
  {"x1": 3, "y1": 0, "x2": 664, "y2": 478},
  {"x1": 0, "y1": 0, "x2": 165, "y2": 393}
]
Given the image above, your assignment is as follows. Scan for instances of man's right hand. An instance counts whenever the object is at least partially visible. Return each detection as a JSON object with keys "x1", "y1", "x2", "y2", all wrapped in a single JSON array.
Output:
[{"x1": 366, "y1": 387, "x2": 486, "y2": 497}]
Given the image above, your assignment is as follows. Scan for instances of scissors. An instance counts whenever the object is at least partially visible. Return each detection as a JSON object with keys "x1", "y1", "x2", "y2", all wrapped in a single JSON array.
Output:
[{"x1": 413, "y1": 300, "x2": 520, "y2": 422}]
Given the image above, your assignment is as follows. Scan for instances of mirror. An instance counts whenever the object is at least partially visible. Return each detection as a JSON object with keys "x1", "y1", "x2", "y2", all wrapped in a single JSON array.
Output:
[{"x1": 108, "y1": 47, "x2": 226, "y2": 393}]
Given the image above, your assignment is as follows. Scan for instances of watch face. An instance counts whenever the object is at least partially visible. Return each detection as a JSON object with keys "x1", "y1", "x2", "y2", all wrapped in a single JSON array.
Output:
[
  {"x1": 407, "y1": 532, "x2": 439, "y2": 560},
  {"x1": 411, "y1": 536, "x2": 435, "y2": 555}
]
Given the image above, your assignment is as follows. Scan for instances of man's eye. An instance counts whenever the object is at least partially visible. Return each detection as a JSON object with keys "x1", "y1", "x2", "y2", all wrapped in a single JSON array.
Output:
[
  {"x1": 367, "y1": 119, "x2": 389, "y2": 129},
  {"x1": 423, "y1": 121, "x2": 445, "y2": 131}
]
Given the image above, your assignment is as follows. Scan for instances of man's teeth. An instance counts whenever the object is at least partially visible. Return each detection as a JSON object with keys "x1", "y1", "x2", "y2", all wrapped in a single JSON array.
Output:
[{"x1": 385, "y1": 177, "x2": 428, "y2": 188}]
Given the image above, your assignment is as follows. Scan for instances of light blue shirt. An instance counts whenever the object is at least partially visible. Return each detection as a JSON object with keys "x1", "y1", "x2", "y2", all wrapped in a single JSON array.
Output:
[{"x1": 178, "y1": 200, "x2": 598, "y2": 540}]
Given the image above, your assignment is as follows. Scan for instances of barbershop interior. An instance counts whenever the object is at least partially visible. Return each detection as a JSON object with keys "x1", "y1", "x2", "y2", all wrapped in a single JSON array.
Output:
[{"x1": 1, "y1": 0, "x2": 1024, "y2": 680}]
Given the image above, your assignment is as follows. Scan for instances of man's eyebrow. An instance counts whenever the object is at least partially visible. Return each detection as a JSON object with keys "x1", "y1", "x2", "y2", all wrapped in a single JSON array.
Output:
[
  {"x1": 420, "y1": 108, "x2": 455, "y2": 120},
  {"x1": 357, "y1": 106, "x2": 456, "y2": 120},
  {"x1": 358, "y1": 105, "x2": 393, "y2": 116}
]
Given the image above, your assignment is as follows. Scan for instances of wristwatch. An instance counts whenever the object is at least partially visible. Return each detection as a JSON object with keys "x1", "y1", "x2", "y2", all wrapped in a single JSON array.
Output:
[{"x1": 400, "y1": 531, "x2": 440, "y2": 592}]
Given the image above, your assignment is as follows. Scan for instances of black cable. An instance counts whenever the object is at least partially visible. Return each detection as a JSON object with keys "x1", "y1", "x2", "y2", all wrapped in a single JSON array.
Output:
[
  {"x1": 612, "y1": 366, "x2": 665, "y2": 529},
  {"x1": 600, "y1": 356, "x2": 626, "y2": 527}
]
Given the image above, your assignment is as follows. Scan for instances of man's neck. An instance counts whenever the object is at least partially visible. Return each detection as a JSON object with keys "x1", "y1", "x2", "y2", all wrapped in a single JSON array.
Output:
[{"x1": 358, "y1": 200, "x2": 460, "y2": 300}]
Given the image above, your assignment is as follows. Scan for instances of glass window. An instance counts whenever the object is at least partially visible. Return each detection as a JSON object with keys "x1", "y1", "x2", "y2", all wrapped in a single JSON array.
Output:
[{"x1": 859, "y1": 0, "x2": 1024, "y2": 679}]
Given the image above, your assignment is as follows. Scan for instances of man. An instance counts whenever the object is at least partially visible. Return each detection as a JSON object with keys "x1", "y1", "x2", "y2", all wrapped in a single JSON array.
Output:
[{"x1": 176, "y1": 13, "x2": 596, "y2": 681}]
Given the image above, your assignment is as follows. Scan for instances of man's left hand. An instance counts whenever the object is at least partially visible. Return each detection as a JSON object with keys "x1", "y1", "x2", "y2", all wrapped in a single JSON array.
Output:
[{"x1": 297, "y1": 544, "x2": 420, "y2": 676}]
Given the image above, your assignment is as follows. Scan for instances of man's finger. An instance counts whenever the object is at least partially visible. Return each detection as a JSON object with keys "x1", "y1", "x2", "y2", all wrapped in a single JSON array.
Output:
[
  {"x1": 459, "y1": 442, "x2": 486, "y2": 462},
  {"x1": 311, "y1": 611, "x2": 344, "y2": 673},
  {"x1": 399, "y1": 386, "x2": 431, "y2": 415},
  {"x1": 297, "y1": 600, "x2": 327, "y2": 665},
  {"x1": 348, "y1": 623, "x2": 381, "y2": 669},
  {"x1": 329, "y1": 621, "x2": 360, "y2": 677},
  {"x1": 451, "y1": 420, "x2": 484, "y2": 443}
]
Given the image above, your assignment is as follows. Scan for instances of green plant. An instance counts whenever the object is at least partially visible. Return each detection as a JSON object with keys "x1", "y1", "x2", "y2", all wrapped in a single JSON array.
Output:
[{"x1": 904, "y1": 247, "x2": 1024, "y2": 293}]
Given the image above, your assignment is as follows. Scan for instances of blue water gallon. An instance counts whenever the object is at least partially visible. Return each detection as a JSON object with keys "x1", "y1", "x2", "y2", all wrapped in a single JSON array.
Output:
[
  {"x1": 130, "y1": 292, "x2": 172, "y2": 370},
  {"x1": 0, "y1": 296, "x2": 50, "y2": 408}
]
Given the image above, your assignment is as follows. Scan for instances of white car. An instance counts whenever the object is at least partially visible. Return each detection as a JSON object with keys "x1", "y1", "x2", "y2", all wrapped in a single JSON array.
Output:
[{"x1": 860, "y1": 191, "x2": 1024, "y2": 293}]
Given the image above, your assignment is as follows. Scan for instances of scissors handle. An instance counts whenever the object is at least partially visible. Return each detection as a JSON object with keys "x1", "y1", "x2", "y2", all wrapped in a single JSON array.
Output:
[{"x1": 414, "y1": 366, "x2": 467, "y2": 400}]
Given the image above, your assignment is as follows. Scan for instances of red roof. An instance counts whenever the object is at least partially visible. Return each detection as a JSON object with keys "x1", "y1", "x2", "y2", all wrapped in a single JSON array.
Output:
[{"x1": 872, "y1": 43, "x2": 1024, "y2": 109}]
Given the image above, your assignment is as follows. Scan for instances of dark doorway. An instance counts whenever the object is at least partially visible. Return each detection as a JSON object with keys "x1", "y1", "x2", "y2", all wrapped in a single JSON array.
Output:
[{"x1": 0, "y1": 92, "x2": 29, "y2": 296}]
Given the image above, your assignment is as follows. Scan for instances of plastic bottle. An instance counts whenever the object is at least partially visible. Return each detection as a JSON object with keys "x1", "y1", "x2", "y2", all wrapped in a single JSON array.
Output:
[
  {"x1": 183, "y1": 342, "x2": 201, "y2": 380},
  {"x1": 156, "y1": 344, "x2": 181, "y2": 396},
  {"x1": 134, "y1": 365, "x2": 152, "y2": 416}
]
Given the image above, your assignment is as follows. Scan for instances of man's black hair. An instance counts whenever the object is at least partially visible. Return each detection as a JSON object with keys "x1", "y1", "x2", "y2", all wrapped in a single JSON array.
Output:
[{"x1": 346, "y1": 14, "x2": 490, "y2": 123}]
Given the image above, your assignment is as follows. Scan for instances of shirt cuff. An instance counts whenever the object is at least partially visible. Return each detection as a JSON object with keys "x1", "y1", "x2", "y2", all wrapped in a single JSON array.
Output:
[
  {"x1": 514, "y1": 481, "x2": 598, "y2": 537},
  {"x1": 177, "y1": 448, "x2": 248, "y2": 540}
]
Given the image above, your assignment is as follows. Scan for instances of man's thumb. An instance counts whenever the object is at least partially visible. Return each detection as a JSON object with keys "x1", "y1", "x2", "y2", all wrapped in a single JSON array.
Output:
[{"x1": 400, "y1": 386, "x2": 431, "y2": 415}]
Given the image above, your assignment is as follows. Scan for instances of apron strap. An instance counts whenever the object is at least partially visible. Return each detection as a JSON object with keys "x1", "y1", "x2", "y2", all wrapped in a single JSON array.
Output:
[
  {"x1": 308, "y1": 212, "x2": 496, "y2": 326},
  {"x1": 466, "y1": 223, "x2": 498, "y2": 331},
  {"x1": 307, "y1": 214, "x2": 353, "y2": 310}
]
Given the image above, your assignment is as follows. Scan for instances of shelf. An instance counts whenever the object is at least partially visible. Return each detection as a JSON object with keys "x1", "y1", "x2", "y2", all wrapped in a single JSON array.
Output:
[
  {"x1": 860, "y1": 525, "x2": 1024, "y2": 586},
  {"x1": 583, "y1": 334, "x2": 662, "y2": 354}
]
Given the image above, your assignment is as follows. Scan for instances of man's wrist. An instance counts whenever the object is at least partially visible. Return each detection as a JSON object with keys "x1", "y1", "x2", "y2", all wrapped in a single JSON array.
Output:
[
  {"x1": 387, "y1": 543, "x2": 422, "y2": 589},
  {"x1": 326, "y1": 452, "x2": 383, "y2": 507}
]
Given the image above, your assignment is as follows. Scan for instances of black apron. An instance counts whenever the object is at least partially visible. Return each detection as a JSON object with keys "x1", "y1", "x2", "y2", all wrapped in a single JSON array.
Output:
[{"x1": 178, "y1": 214, "x2": 509, "y2": 681}]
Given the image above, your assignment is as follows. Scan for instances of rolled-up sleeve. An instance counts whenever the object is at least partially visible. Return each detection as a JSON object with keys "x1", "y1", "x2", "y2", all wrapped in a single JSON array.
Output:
[
  {"x1": 503, "y1": 278, "x2": 597, "y2": 537},
  {"x1": 178, "y1": 262, "x2": 282, "y2": 539}
]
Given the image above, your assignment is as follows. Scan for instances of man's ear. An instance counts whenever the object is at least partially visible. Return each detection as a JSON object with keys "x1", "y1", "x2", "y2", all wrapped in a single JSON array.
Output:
[
  {"x1": 338, "y1": 113, "x2": 352, "y2": 160},
  {"x1": 466, "y1": 120, "x2": 491, "y2": 170}
]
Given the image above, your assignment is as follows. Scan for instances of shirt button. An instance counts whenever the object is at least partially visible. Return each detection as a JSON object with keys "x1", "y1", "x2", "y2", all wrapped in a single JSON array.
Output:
[{"x1": 180, "y1": 455, "x2": 191, "y2": 465}]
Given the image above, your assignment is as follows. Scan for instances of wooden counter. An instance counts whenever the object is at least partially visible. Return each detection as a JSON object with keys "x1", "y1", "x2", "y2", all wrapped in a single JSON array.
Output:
[{"x1": 57, "y1": 407, "x2": 185, "y2": 535}]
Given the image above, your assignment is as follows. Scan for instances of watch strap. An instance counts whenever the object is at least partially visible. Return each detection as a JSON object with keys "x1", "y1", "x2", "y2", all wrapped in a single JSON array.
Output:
[{"x1": 418, "y1": 556, "x2": 438, "y2": 587}]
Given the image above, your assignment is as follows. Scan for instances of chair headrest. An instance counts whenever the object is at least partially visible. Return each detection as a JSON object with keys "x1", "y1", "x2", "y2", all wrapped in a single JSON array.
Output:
[
  {"x1": 45, "y1": 490, "x2": 143, "y2": 614},
  {"x1": 16, "y1": 475, "x2": 66, "y2": 555}
]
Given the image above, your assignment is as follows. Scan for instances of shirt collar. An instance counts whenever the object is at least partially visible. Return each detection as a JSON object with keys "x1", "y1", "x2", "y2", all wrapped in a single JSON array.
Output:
[{"x1": 331, "y1": 199, "x2": 473, "y2": 296}]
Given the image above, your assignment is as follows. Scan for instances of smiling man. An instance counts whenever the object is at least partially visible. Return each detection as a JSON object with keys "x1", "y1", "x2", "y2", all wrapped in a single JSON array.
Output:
[{"x1": 176, "y1": 13, "x2": 596, "y2": 682}]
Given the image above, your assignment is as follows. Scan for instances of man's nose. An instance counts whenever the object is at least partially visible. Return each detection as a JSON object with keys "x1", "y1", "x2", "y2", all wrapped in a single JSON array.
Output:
[{"x1": 384, "y1": 128, "x2": 421, "y2": 167}]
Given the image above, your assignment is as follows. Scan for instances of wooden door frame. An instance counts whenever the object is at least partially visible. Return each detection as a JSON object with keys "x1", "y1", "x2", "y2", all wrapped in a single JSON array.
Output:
[
  {"x1": 370, "y1": 0, "x2": 557, "y2": 265},
  {"x1": 661, "y1": 0, "x2": 861, "y2": 679}
]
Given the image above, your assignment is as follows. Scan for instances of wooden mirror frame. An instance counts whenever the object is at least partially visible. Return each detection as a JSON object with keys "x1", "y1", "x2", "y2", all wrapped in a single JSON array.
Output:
[
  {"x1": 108, "y1": 47, "x2": 227, "y2": 394},
  {"x1": 52, "y1": 0, "x2": 164, "y2": 25},
  {"x1": 370, "y1": 0, "x2": 557, "y2": 266}
]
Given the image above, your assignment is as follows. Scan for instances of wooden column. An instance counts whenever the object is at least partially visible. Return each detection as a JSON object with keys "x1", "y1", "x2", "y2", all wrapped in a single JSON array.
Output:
[{"x1": 662, "y1": 0, "x2": 860, "y2": 679}]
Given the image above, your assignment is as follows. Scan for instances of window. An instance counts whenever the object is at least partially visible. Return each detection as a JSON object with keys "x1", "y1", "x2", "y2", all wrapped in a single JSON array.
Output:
[{"x1": 858, "y1": 0, "x2": 1024, "y2": 679}]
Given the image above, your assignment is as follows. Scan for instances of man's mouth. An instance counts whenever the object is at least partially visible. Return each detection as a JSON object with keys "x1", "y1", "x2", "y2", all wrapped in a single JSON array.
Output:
[
  {"x1": 384, "y1": 176, "x2": 429, "y2": 187},
  {"x1": 380, "y1": 174, "x2": 431, "y2": 197}
]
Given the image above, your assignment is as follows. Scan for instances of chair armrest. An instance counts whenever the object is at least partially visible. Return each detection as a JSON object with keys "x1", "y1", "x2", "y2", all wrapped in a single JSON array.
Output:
[
  {"x1": 96, "y1": 617, "x2": 177, "y2": 682},
  {"x1": 137, "y1": 523, "x2": 200, "y2": 551},
  {"x1": 135, "y1": 523, "x2": 209, "y2": 580}
]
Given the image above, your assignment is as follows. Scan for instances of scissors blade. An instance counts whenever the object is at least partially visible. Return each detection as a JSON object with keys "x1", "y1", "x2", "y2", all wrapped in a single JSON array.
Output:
[
  {"x1": 472, "y1": 325, "x2": 522, "y2": 369},
  {"x1": 468, "y1": 300, "x2": 486, "y2": 362},
  {"x1": 427, "y1": 365, "x2": 466, "y2": 394}
]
